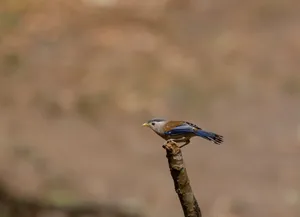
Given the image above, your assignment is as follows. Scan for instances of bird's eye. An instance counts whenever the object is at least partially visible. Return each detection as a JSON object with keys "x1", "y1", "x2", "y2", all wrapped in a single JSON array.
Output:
[{"x1": 151, "y1": 122, "x2": 155, "y2": 126}]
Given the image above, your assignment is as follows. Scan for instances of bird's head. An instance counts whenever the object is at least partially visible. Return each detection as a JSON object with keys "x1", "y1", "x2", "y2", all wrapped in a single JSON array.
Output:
[{"x1": 142, "y1": 118, "x2": 166, "y2": 134}]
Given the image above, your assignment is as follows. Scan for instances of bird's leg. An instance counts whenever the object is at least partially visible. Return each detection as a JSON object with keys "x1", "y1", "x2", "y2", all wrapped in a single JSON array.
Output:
[
  {"x1": 179, "y1": 139, "x2": 190, "y2": 148},
  {"x1": 165, "y1": 139, "x2": 175, "y2": 145},
  {"x1": 163, "y1": 139, "x2": 175, "y2": 148}
]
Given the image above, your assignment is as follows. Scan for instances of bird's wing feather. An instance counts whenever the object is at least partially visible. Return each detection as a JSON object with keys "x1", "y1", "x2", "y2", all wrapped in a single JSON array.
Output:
[
  {"x1": 163, "y1": 121, "x2": 186, "y2": 132},
  {"x1": 164, "y1": 121, "x2": 196, "y2": 135},
  {"x1": 184, "y1": 121, "x2": 202, "y2": 130}
]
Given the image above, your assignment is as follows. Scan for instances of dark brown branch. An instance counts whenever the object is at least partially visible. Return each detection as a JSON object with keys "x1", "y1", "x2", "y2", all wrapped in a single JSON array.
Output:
[{"x1": 163, "y1": 141, "x2": 202, "y2": 217}]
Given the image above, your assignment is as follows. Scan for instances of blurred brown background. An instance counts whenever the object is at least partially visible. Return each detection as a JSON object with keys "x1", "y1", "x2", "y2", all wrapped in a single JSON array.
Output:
[{"x1": 0, "y1": 0, "x2": 300, "y2": 216}]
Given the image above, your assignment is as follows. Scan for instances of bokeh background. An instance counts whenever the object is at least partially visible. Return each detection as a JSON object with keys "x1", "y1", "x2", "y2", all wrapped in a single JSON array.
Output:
[{"x1": 0, "y1": 0, "x2": 300, "y2": 216}]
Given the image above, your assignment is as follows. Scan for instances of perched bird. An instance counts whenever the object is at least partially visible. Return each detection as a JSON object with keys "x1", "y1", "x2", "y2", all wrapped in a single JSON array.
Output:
[{"x1": 142, "y1": 118, "x2": 223, "y2": 148}]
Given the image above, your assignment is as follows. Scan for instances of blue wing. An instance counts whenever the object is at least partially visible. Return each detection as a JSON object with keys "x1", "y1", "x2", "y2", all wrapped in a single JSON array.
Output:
[{"x1": 164, "y1": 123, "x2": 195, "y2": 136}]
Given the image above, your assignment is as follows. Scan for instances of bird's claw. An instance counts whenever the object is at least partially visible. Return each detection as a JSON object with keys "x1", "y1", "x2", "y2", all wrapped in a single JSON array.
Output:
[
  {"x1": 168, "y1": 139, "x2": 175, "y2": 143},
  {"x1": 163, "y1": 139, "x2": 173, "y2": 145},
  {"x1": 163, "y1": 139, "x2": 190, "y2": 149},
  {"x1": 162, "y1": 139, "x2": 175, "y2": 148}
]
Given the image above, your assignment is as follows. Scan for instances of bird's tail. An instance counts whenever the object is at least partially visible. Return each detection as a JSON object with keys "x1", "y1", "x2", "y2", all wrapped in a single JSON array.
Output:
[{"x1": 195, "y1": 130, "x2": 223, "y2": 145}]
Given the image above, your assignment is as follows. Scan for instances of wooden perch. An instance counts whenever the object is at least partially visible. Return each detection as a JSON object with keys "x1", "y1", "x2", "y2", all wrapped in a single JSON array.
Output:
[{"x1": 163, "y1": 141, "x2": 202, "y2": 217}]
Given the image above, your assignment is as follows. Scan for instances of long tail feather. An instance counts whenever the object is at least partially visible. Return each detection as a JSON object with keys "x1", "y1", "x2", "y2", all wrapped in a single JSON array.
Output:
[{"x1": 195, "y1": 130, "x2": 223, "y2": 145}]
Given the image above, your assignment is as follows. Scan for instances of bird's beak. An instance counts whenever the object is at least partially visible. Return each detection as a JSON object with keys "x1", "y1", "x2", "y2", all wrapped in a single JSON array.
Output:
[{"x1": 142, "y1": 122, "x2": 149, "y2": 127}]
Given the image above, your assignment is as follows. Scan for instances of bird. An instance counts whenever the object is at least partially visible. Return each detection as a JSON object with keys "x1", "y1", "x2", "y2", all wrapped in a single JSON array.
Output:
[{"x1": 142, "y1": 118, "x2": 223, "y2": 148}]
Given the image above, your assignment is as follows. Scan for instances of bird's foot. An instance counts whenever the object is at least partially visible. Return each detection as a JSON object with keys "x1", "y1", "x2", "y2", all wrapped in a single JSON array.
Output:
[
  {"x1": 166, "y1": 139, "x2": 175, "y2": 144},
  {"x1": 162, "y1": 139, "x2": 175, "y2": 148}
]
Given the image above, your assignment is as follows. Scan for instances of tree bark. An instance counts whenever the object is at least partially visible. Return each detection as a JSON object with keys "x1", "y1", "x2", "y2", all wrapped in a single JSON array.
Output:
[{"x1": 163, "y1": 141, "x2": 202, "y2": 217}]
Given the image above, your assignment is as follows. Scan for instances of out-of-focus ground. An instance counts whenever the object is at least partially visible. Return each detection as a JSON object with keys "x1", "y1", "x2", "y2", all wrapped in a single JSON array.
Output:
[{"x1": 0, "y1": 0, "x2": 300, "y2": 216}]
